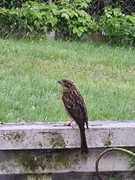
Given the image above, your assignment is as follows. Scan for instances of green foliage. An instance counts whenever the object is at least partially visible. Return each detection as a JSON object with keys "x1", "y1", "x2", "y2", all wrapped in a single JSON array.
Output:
[
  {"x1": 70, "y1": 0, "x2": 91, "y2": 9},
  {"x1": 0, "y1": 0, "x2": 97, "y2": 39},
  {"x1": 1, "y1": 0, "x2": 135, "y2": 15},
  {"x1": 20, "y1": 2, "x2": 58, "y2": 32},
  {"x1": 0, "y1": 2, "x2": 58, "y2": 38},
  {"x1": 109, "y1": 0, "x2": 135, "y2": 15},
  {"x1": 88, "y1": 0, "x2": 135, "y2": 16},
  {"x1": 1, "y1": 0, "x2": 135, "y2": 42},
  {"x1": 55, "y1": 0, "x2": 97, "y2": 39},
  {"x1": 99, "y1": 7, "x2": 135, "y2": 45},
  {"x1": 0, "y1": 8, "x2": 19, "y2": 37},
  {"x1": 0, "y1": 0, "x2": 26, "y2": 8},
  {"x1": 0, "y1": 0, "x2": 41, "y2": 8},
  {"x1": 130, "y1": 156, "x2": 135, "y2": 170}
]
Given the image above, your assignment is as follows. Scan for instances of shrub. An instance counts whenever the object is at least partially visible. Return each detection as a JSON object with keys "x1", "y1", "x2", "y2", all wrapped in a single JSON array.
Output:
[
  {"x1": 88, "y1": 0, "x2": 135, "y2": 16},
  {"x1": 0, "y1": 8, "x2": 19, "y2": 37},
  {"x1": 0, "y1": 0, "x2": 28, "y2": 8},
  {"x1": 99, "y1": 7, "x2": 135, "y2": 45},
  {"x1": 0, "y1": 0, "x2": 43, "y2": 8},
  {"x1": 110, "y1": 0, "x2": 135, "y2": 15},
  {"x1": 0, "y1": 0, "x2": 97, "y2": 39},
  {"x1": 55, "y1": 0, "x2": 97, "y2": 39},
  {"x1": 1, "y1": 0, "x2": 135, "y2": 43},
  {"x1": 0, "y1": 2, "x2": 58, "y2": 37},
  {"x1": 20, "y1": 2, "x2": 58, "y2": 32}
]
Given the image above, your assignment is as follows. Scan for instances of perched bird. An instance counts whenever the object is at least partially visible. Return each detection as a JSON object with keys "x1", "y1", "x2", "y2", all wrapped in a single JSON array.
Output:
[{"x1": 58, "y1": 79, "x2": 88, "y2": 153}]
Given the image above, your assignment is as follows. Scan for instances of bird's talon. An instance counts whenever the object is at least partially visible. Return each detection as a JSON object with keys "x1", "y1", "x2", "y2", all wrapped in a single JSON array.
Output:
[{"x1": 63, "y1": 123, "x2": 71, "y2": 126}]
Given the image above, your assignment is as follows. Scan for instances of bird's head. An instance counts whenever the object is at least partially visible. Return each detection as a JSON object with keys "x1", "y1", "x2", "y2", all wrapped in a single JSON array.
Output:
[{"x1": 58, "y1": 79, "x2": 75, "y2": 91}]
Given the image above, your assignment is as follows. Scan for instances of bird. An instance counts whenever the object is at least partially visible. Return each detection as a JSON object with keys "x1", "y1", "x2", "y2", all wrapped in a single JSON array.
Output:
[{"x1": 58, "y1": 79, "x2": 88, "y2": 153}]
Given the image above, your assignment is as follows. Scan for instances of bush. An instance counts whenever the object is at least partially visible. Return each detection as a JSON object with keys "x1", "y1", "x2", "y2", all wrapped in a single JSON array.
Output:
[
  {"x1": 0, "y1": 0, "x2": 43, "y2": 8},
  {"x1": 0, "y1": 8, "x2": 19, "y2": 37},
  {"x1": 55, "y1": 0, "x2": 97, "y2": 39},
  {"x1": 109, "y1": 0, "x2": 135, "y2": 15},
  {"x1": 0, "y1": 0, "x2": 29, "y2": 8},
  {"x1": 99, "y1": 7, "x2": 135, "y2": 45},
  {"x1": 0, "y1": 2, "x2": 58, "y2": 37},
  {"x1": 1, "y1": 0, "x2": 135, "y2": 43},
  {"x1": 88, "y1": 0, "x2": 135, "y2": 16},
  {"x1": 0, "y1": 0, "x2": 97, "y2": 39},
  {"x1": 20, "y1": 2, "x2": 58, "y2": 33}
]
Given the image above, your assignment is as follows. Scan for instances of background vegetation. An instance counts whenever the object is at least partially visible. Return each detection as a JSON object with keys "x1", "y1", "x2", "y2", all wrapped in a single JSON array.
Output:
[
  {"x1": 0, "y1": 1, "x2": 134, "y2": 122},
  {"x1": 0, "y1": 2, "x2": 134, "y2": 180},
  {"x1": 0, "y1": 38, "x2": 134, "y2": 122},
  {"x1": 0, "y1": 0, "x2": 135, "y2": 44}
]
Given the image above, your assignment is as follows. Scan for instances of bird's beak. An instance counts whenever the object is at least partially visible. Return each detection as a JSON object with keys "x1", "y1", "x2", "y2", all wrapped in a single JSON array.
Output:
[{"x1": 57, "y1": 80, "x2": 62, "y2": 84}]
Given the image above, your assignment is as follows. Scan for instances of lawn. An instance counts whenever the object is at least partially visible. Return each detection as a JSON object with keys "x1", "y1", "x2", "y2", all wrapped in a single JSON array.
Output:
[{"x1": 0, "y1": 38, "x2": 134, "y2": 122}]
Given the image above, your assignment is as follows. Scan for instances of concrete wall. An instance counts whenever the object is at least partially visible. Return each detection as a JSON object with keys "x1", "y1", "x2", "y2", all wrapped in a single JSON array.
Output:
[
  {"x1": 0, "y1": 121, "x2": 135, "y2": 180},
  {"x1": 54, "y1": 172, "x2": 135, "y2": 180},
  {"x1": 0, "y1": 172, "x2": 135, "y2": 180}
]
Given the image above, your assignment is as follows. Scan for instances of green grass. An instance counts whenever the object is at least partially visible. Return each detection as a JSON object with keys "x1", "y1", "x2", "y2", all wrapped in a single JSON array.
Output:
[{"x1": 0, "y1": 38, "x2": 134, "y2": 122}]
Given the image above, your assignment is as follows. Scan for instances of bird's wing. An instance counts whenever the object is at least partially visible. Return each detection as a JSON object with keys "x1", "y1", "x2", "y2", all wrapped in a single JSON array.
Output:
[{"x1": 62, "y1": 92, "x2": 88, "y2": 127}]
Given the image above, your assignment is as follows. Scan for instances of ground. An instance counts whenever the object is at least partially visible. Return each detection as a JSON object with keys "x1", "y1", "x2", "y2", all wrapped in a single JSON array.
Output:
[{"x1": 0, "y1": 38, "x2": 134, "y2": 122}]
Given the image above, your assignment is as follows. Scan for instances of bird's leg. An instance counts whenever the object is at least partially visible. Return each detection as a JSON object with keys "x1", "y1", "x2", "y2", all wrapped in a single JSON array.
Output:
[
  {"x1": 67, "y1": 119, "x2": 74, "y2": 126},
  {"x1": 64, "y1": 119, "x2": 74, "y2": 128}
]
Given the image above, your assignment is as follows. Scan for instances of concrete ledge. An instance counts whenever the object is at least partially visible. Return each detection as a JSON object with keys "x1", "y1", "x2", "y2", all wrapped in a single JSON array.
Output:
[
  {"x1": 0, "y1": 148, "x2": 133, "y2": 174},
  {"x1": 0, "y1": 121, "x2": 135, "y2": 150},
  {"x1": 0, "y1": 121, "x2": 134, "y2": 178}
]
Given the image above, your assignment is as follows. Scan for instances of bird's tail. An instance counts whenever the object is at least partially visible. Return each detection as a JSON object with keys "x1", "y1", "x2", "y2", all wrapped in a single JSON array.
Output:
[
  {"x1": 85, "y1": 120, "x2": 88, "y2": 129},
  {"x1": 79, "y1": 127, "x2": 88, "y2": 154}
]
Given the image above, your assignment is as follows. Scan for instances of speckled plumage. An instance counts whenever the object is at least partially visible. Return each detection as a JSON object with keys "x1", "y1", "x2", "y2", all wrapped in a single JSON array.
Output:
[{"x1": 58, "y1": 79, "x2": 88, "y2": 153}]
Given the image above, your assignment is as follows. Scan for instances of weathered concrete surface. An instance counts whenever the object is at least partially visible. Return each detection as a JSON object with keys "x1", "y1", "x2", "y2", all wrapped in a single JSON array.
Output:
[
  {"x1": 0, "y1": 175, "x2": 25, "y2": 180},
  {"x1": 0, "y1": 175, "x2": 53, "y2": 180},
  {"x1": 0, "y1": 121, "x2": 135, "y2": 150},
  {"x1": 26, "y1": 175, "x2": 52, "y2": 180},
  {"x1": 0, "y1": 121, "x2": 134, "y2": 180},
  {"x1": 0, "y1": 172, "x2": 135, "y2": 180},
  {"x1": 54, "y1": 172, "x2": 135, "y2": 180},
  {"x1": 0, "y1": 148, "x2": 133, "y2": 174}
]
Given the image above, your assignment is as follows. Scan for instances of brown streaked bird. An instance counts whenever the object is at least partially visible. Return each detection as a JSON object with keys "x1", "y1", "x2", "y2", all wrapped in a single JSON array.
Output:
[{"x1": 58, "y1": 79, "x2": 88, "y2": 153}]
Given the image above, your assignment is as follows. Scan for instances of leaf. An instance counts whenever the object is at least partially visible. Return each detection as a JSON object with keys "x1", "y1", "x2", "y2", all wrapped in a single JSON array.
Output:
[{"x1": 61, "y1": 13, "x2": 69, "y2": 20}]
